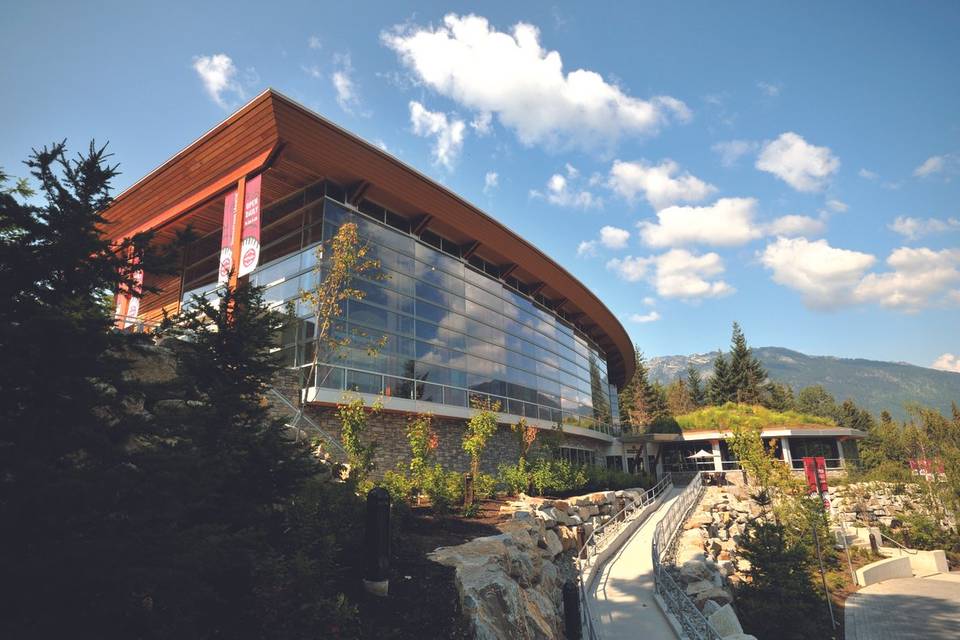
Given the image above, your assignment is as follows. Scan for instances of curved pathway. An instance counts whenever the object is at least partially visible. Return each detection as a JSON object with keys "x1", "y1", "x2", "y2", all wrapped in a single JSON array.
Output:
[
  {"x1": 845, "y1": 572, "x2": 960, "y2": 640},
  {"x1": 588, "y1": 487, "x2": 683, "y2": 640}
]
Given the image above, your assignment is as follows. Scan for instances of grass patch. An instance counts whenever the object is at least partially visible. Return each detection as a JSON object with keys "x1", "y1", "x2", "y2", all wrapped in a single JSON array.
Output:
[{"x1": 674, "y1": 402, "x2": 835, "y2": 432}]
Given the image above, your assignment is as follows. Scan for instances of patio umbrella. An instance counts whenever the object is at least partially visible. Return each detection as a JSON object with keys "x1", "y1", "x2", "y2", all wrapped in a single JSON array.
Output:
[{"x1": 686, "y1": 449, "x2": 714, "y2": 469}]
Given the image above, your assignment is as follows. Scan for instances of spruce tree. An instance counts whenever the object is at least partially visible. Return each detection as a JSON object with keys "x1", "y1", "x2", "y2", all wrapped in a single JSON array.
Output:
[
  {"x1": 727, "y1": 322, "x2": 767, "y2": 404},
  {"x1": 666, "y1": 376, "x2": 694, "y2": 416},
  {"x1": 618, "y1": 346, "x2": 660, "y2": 430},
  {"x1": 763, "y1": 382, "x2": 796, "y2": 412},
  {"x1": 707, "y1": 351, "x2": 734, "y2": 405},
  {"x1": 686, "y1": 364, "x2": 706, "y2": 407},
  {"x1": 797, "y1": 385, "x2": 838, "y2": 418}
]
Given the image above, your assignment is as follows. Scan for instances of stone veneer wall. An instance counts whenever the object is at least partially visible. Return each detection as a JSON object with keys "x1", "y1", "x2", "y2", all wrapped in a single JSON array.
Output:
[{"x1": 267, "y1": 370, "x2": 609, "y2": 479}]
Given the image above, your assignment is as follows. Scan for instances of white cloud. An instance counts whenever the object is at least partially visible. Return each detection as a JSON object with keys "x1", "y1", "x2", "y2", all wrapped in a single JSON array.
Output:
[
  {"x1": 302, "y1": 64, "x2": 322, "y2": 79},
  {"x1": 471, "y1": 111, "x2": 493, "y2": 135},
  {"x1": 374, "y1": 139, "x2": 389, "y2": 151},
  {"x1": 759, "y1": 237, "x2": 875, "y2": 309},
  {"x1": 756, "y1": 132, "x2": 840, "y2": 192},
  {"x1": 531, "y1": 172, "x2": 601, "y2": 209},
  {"x1": 859, "y1": 168, "x2": 878, "y2": 180},
  {"x1": 757, "y1": 81, "x2": 782, "y2": 97},
  {"x1": 642, "y1": 296, "x2": 656, "y2": 306},
  {"x1": 629, "y1": 311, "x2": 661, "y2": 323},
  {"x1": 913, "y1": 154, "x2": 953, "y2": 178},
  {"x1": 193, "y1": 53, "x2": 242, "y2": 108},
  {"x1": 826, "y1": 199, "x2": 848, "y2": 213},
  {"x1": 409, "y1": 101, "x2": 466, "y2": 169},
  {"x1": 712, "y1": 140, "x2": 758, "y2": 167},
  {"x1": 854, "y1": 247, "x2": 960, "y2": 311},
  {"x1": 608, "y1": 159, "x2": 716, "y2": 210},
  {"x1": 581, "y1": 225, "x2": 630, "y2": 256},
  {"x1": 763, "y1": 214, "x2": 826, "y2": 237},
  {"x1": 382, "y1": 14, "x2": 690, "y2": 150},
  {"x1": 331, "y1": 53, "x2": 361, "y2": 114},
  {"x1": 607, "y1": 249, "x2": 734, "y2": 300},
  {"x1": 308, "y1": 35, "x2": 322, "y2": 50},
  {"x1": 638, "y1": 197, "x2": 761, "y2": 247},
  {"x1": 605, "y1": 255, "x2": 649, "y2": 281},
  {"x1": 932, "y1": 353, "x2": 960, "y2": 373},
  {"x1": 889, "y1": 216, "x2": 960, "y2": 240},
  {"x1": 483, "y1": 171, "x2": 499, "y2": 194}
]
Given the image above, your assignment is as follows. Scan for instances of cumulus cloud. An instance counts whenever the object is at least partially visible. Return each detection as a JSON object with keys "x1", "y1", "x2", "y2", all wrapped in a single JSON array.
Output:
[
  {"x1": 762, "y1": 214, "x2": 826, "y2": 238},
  {"x1": 607, "y1": 250, "x2": 734, "y2": 300},
  {"x1": 193, "y1": 53, "x2": 243, "y2": 108},
  {"x1": 382, "y1": 14, "x2": 690, "y2": 150},
  {"x1": 759, "y1": 237, "x2": 875, "y2": 309},
  {"x1": 826, "y1": 199, "x2": 848, "y2": 213},
  {"x1": 757, "y1": 81, "x2": 782, "y2": 97},
  {"x1": 330, "y1": 54, "x2": 362, "y2": 114},
  {"x1": 531, "y1": 172, "x2": 601, "y2": 209},
  {"x1": 629, "y1": 311, "x2": 661, "y2": 323},
  {"x1": 712, "y1": 140, "x2": 758, "y2": 167},
  {"x1": 409, "y1": 101, "x2": 465, "y2": 169},
  {"x1": 471, "y1": 111, "x2": 493, "y2": 135},
  {"x1": 932, "y1": 353, "x2": 960, "y2": 373},
  {"x1": 579, "y1": 225, "x2": 631, "y2": 256},
  {"x1": 607, "y1": 159, "x2": 716, "y2": 210},
  {"x1": 854, "y1": 247, "x2": 960, "y2": 311},
  {"x1": 483, "y1": 171, "x2": 499, "y2": 194},
  {"x1": 756, "y1": 132, "x2": 840, "y2": 192},
  {"x1": 638, "y1": 197, "x2": 761, "y2": 247},
  {"x1": 889, "y1": 216, "x2": 960, "y2": 240},
  {"x1": 308, "y1": 35, "x2": 322, "y2": 50},
  {"x1": 859, "y1": 168, "x2": 879, "y2": 180}
]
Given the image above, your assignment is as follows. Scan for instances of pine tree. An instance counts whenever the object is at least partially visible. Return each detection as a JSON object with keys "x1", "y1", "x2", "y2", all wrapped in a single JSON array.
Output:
[
  {"x1": 666, "y1": 376, "x2": 694, "y2": 416},
  {"x1": 797, "y1": 385, "x2": 838, "y2": 418},
  {"x1": 763, "y1": 382, "x2": 796, "y2": 412},
  {"x1": 707, "y1": 351, "x2": 734, "y2": 405},
  {"x1": 728, "y1": 322, "x2": 768, "y2": 404},
  {"x1": 686, "y1": 364, "x2": 706, "y2": 407},
  {"x1": 836, "y1": 398, "x2": 875, "y2": 431}
]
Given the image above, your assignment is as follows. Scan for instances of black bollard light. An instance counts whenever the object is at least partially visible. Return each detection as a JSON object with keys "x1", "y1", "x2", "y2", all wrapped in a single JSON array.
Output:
[
  {"x1": 563, "y1": 580, "x2": 583, "y2": 640},
  {"x1": 464, "y1": 472, "x2": 474, "y2": 507},
  {"x1": 868, "y1": 532, "x2": 880, "y2": 556},
  {"x1": 363, "y1": 486, "x2": 391, "y2": 597}
]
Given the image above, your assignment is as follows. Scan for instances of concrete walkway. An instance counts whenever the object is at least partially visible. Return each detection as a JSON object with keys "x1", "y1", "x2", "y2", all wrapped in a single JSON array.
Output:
[
  {"x1": 588, "y1": 487, "x2": 683, "y2": 640},
  {"x1": 845, "y1": 572, "x2": 960, "y2": 640}
]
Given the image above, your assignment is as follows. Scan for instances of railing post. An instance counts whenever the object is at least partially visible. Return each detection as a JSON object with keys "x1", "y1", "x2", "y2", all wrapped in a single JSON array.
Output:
[
  {"x1": 563, "y1": 580, "x2": 583, "y2": 640},
  {"x1": 363, "y1": 487, "x2": 391, "y2": 597},
  {"x1": 576, "y1": 526, "x2": 587, "y2": 560}
]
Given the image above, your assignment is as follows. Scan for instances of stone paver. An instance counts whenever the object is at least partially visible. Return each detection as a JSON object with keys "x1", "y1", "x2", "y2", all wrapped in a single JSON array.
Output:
[
  {"x1": 588, "y1": 487, "x2": 683, "y2": 640},
  {"x1": 845, "y1": 573, "x2": 960, "y2": 640}
]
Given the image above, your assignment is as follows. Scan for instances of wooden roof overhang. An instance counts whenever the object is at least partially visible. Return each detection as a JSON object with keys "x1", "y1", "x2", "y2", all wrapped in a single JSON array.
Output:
[{"x1": 101, "y1": 89, "x2": 636, "y2": 386}]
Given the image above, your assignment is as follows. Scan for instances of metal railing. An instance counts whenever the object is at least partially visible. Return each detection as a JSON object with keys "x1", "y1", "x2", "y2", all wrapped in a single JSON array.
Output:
[
  {"x1": 267, "y1": 386, "x2": 348, "y2": 458},
  {"x1": 575, "y1": 474, "x2": 674, "y2": 639},
  {"x1": 651, "y1": 472, "x2": 724, "y2": 640},
  {"x1": 879, "y1": 531, "x2": 918, "y2": 556},
  {"x1": 300, "y1": 362, "x2": 623, "y2": 438},
  {"x1": 113, "y1": 314, "x2": 160, "y2": 334}
]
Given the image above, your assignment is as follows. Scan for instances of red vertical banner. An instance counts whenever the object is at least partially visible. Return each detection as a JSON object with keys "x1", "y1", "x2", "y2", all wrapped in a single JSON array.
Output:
[
  {"x1": 803, "y1": 457, "x2": 819, "y2": 494},
  {"x1": 124, "y1": 268, "x2": 144, "y2": 327},
  {"x1": 218, "y1": 189, "x2": 239, "y2": 286},
  {"x1": 237, "y1": 174, "x2": 261, "y2": 277}
]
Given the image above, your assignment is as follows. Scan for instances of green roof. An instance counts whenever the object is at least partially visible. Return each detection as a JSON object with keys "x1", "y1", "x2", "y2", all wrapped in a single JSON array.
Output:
[{"x1": 673, "y1": 403, "x2": 835, "y2": 432}]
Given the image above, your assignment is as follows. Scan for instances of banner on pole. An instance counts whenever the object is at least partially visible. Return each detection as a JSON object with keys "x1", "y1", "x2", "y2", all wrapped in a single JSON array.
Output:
[
  {"x1": 238, "y1": 174, "x2": 262, "y2": 277},
  {"x1": 218, "y1": 189, "x2": 239, "y2": 286},
  {"x1": 124, "y1": 268, "x2": 144, "y2": 327},
  {"x1": 802, "y1": 456, "x2": 830, "y2": 508}
]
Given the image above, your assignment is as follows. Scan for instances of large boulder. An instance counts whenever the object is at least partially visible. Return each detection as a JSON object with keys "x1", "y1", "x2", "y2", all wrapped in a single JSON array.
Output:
[{"x1": 707, "y1": 604, "x2": 743, "y2": 637}]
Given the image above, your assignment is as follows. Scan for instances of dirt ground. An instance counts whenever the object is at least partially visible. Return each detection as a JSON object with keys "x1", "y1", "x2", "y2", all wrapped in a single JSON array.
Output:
[{"x1": 349, "y1": 498, "x2": 511, "y2": 639}]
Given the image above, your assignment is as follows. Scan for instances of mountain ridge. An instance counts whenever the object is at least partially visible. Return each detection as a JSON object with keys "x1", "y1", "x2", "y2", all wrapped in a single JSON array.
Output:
[{"x1": 646, "y1": 346, "x2": 960, "y2": 420}]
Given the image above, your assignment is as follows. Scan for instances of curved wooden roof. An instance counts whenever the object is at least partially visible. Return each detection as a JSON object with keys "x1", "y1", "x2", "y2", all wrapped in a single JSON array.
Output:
[{"x1": 102, "y1": 89, "x2": 636, "y2": 385}]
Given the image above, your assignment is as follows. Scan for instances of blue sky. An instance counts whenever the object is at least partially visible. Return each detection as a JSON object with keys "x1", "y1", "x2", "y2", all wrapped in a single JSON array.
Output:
[{"x1": 4, "y1": 2, "x2": 959, "y2": 370}]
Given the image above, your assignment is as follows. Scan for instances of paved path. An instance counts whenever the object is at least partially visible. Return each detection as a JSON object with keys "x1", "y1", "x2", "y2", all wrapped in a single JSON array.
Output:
[
  {"x1": 845, "y1": 572, "x2": 960, "y2": 640},
  {"x1": 588, "y1": 487, "x2": 683, "y2": 640}
]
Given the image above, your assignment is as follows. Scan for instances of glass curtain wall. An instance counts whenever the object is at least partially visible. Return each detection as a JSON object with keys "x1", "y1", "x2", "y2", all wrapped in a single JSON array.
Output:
[{"x1": 180, "y1": 183, "x2": 618, "y2": 432}]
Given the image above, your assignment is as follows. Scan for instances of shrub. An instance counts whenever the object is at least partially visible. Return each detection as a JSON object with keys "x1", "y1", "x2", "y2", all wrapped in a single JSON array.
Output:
[
  {"x1": 498, "y1": 459, "x2": 530, "y2": 496},
  {"x1": 421, "y1": 464, "x2": 464, "y2": 514},
  {"x1": 583, "y1": 465, "x2": 651, "y2": 492},
  {"x1": 529, "y1": 458, "x2": 587, "y2": 496},
  {"x1": 474, "y1": 472, "x2": 497, "y2": 499},
  {"x1": 378, "y1": 469, "x2": 414, "y2": 506}
]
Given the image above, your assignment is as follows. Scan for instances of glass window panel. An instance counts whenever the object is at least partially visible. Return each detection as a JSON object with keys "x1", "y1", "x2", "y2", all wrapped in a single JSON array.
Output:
[
  {"x1": 384, "y1": 376, "x2": 415, "y2": 400},
  {"x1": 416, "y1": 382, "x2": 443, "y2": 403},
  {"x1": 443, "y1": 386, "x2": 467, "y2": 408},
  {"x1": 346, "y1": 369, "x2": 381, "y2": 394}
]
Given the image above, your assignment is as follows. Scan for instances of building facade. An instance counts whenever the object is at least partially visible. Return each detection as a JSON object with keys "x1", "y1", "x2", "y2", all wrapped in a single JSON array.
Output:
[{"x1": 104, "y1": 89, "x2": 634, "y2": 476}]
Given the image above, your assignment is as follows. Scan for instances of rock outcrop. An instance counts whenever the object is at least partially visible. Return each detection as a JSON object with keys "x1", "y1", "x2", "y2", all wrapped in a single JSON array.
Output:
[
  {"x1": 431, "y1": 487, "x2": 653, "y2": 639},
  {"x1": 831, "y1": 481, "x2": 951, "y2": 529}
]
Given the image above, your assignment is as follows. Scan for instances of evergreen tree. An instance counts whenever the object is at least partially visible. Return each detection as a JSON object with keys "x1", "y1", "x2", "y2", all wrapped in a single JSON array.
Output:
[
  {"x1": 836, "y1": 398, "x2": 875, "y2": 431},
  {"x1": 618, "y1": 346, "x2": 660, "y2": 430},
  {"x1": 707, "y1": 351, "x2": 734, "y2": 405},
  {"x1": 763, "y1": 381, "x2": 796, "y2": 412},
  {"x1": 735, "y1": 521, "x2": 831, "y2": 639},
  {"x1": 686, "y1": 364, "x2": 706, "y2": 407},
  {"x1": 797, "y1": 385, "x2": 838, "y2": 418},
  {"x1": 727, "y1": 322, "x2": 768, "y2": 404}
]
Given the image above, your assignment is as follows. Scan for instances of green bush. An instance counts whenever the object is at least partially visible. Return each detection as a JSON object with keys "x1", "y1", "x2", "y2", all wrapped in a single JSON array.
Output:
[
  {"x1": 498, "y1": 459, "x2": 530, "y2": 496},
  {"x1": 529, "y1": 458, "x2": 588, "y2": 496},
  {"x1": 377, "y1": 469, "x2": 414, "y2": 506},
  {"x1": 582, "y1": 465, "x2": 653, "y2": 492},
  {"x1": 420, "y1": 464, "x2": 464, "y2": 514},
  {"x1": 474, "y1": 472, "x2": 497, "y2": 499}
]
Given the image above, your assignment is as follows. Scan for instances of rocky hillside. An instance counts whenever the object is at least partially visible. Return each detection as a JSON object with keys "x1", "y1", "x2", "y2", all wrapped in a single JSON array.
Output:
[{"x1": 648, "y1": 346, "x2": 960, "y2": 420}]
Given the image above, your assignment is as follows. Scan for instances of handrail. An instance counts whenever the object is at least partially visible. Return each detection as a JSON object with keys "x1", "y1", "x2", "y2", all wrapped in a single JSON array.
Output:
[
  {"x1": 879, "y1": 531, "x2": 919, "y2": 555},
  {"x1": 651, "y1": 472, "x2": 724, "y2": 640},
  {"x1": 267, "y1": 386, "x2": 348, "y2": 457},
  {"x1": 575, "y1": 473, "x2": 674, "y2": 639}
]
